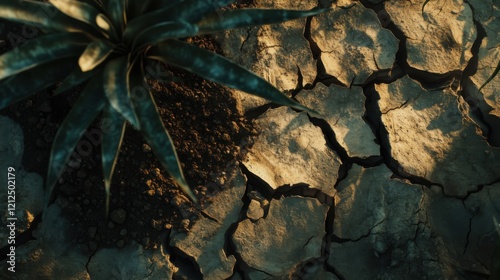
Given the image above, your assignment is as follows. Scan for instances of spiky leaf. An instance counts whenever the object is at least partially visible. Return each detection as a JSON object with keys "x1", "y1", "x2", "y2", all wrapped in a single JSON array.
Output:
[
  {"x1": 46, "y1": 75, "x2": 106, "y2": 206},
  {"x1": 101, "y1": 104, "x2": 126, "y2": 216},
  {"x1": 55, "y1": 65, "x2": 104, "y2": 94},
  {"x1": 103, "y1": 56, "x2": 140, "y2": 129},
  {"x1": 123, "y1": 0, "x2": 233, "y2": 41},
  {"x1": 131, "y1": 21, "x2": 198, "y2": 52},
  {"x1": 148, "y1": 40, "x2": 316, "y2": 114},
  {"x1": 129, "y1": 65, "x2": 197, "y2": 203},
  {"x1": 0, "y1": 59, "x2": 77, "y2": 110},
  {"x1": 0, "y1": 1, "x2": 96, "y2": 34},
  {"x1": 107, "y1": 0, "x2": 126, "y2": 32},
  {"x1": 50, "y1": 0, "x2": 100, "y2": 27},
  {"x1": 0, "y1": 33, "x2": 89, "y2": 80},
  {"x1": 79, "y1": 39, "x2": 114, "y2": 72},
  {"x1": 198, "y1": 8, "x2": 328, "y2": 34}
]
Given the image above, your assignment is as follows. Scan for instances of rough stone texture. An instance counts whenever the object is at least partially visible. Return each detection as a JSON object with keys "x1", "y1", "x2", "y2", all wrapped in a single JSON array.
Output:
[
  {"x1": 246, "y1": 199, "x2": 264, "y2": 221},
  {"x1": 311, "y1": 3, "x2": 398, "y2": 86},
  {"x1": 330, "y1": 165, "x2": 497, "y2": 279},
  {"x1": 464, "y1": 1, "x2": 500, "y2": 145},
  {"x1": 216, "y1": 0, "x2": 317, "y2": 112},
  {"x1": 170, "y1": 170, "x2": 246, "y2": 279},
  {"x1": 88, "y1": 243, "x2": 176, "y2": 280},
  {"x1": 464, "y1": 182, "x2": 500, "y2": 275},
  {"x1": 0, "y1": 204, "x2": 90, "y2": 280},
  {"x1": 386, "y1": 0, "x2": 476, "y2": 74},
  {"x1": 232, "y1": 196, "x2": 328, "y2": 277},
  {"x1": 243, "y1": 107, "x2": 341, "y2": 196},
  {"x1": 296, "y1": 83, "x2": 379, "y2": 158},
  {"x1": 376, "y1": 76, "x2": 500, "y2": 197},
  {"x1": 334, "y1": 165, "x2": 423, "y2": 241},
  {"x1": 0, "y1": 116, "x2": 44, "y2": 247}
]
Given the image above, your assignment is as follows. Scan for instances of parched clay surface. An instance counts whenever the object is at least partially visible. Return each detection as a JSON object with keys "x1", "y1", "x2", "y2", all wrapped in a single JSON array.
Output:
[{"x1": 2, "y1": 1, "x2": 500, "y2": 279}]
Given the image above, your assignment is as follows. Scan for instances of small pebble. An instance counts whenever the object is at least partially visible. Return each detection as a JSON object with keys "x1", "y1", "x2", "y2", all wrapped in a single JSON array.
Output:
[
  {"x1": 116, "y1": 240, "x2": 125, "y2": 248},
  {"x1": 110, "y1": 208, "x2": 126, "y2": 224},
  {"x1": 142, "y1": 144, "x2": 151, "y2": 153}
]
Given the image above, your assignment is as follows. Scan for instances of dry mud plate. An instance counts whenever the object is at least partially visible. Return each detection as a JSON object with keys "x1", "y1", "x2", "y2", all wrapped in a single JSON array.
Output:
[{"x1": 1, "y1": 0, "x2": 500, "y2": 279}]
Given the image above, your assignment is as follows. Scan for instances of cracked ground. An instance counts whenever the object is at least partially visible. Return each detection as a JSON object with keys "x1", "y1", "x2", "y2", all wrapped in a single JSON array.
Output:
[{"x1": 1, "y1": 0, "x2": 500, "y2": 279}]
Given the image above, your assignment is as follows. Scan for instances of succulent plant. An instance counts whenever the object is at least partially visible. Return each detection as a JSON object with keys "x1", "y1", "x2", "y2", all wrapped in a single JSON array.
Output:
[{"x1": 0, "y1": 0, "x2": 324, "y2": 213}]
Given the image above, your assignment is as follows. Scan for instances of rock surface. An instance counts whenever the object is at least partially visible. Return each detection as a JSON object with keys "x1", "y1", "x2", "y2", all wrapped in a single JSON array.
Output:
[
  {"x1": 386, "y1": 0, "x2": 476, "y2": 74},
  {"x1": 334, "y1": 164, "x2": 423, "y2": 241},
  {"x1": 311, "y1": 2, "x2": 398, "y2": 86},
  {"x1": 243, "y1": 107, "x2": 341, "y2": 196},
  {"x1": 464, "y1": 0, "x2": 500, "y2": 144},
  {"x1": 0, "y1": 116, "x2": 44, "y2": 247},
  {"x1": 296, "y1": 83, "x2": 379, "y2": 158},
  {"x1": 232, "y1": 196, "x2": 329, "y2": 277},
  {"x1": 170, "y1": 170, "x2": 246, "y2": 280},
  {"x1": 376, "y1": 75, "x2": 500, "y2": 197},
  {"x1": 330, "y1": 164, "x2": 497, "y2": 279},
  {"x1": 216, "y1": 0, "x2": 317, "y2": 112},
  {"x1": 88, "y1": 243, "x2": 176, "y2": 280}
]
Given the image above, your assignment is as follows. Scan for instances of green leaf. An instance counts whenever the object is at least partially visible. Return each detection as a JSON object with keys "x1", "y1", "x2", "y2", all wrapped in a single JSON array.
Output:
[
  {"x1": 123, "y1": 0, "x2": 233, "y2": 40},
  {"x1": 107, "y1": 0, "x2": 126, "y2": 32},
  {"x1": 148, "y1": 40, "x2": 316, "y2": 114},
  {"x1": 131, "y1": 21, "x2": 198, "y2": 51},
  {"x1": 79, "y1": 39, "x2": 114, "y2": 72},
  {"x1": 101, "y1": 104, "x2": 126, "y2": 216},
  {"x1": 50, "y1": 0, "x2": 116, "y2": 38},
  {"x1": 55, "y1": 64, "x2": 104, "y2": 94},
  {"x1": 103, "y1": 56, "x2": 140, "y2": 129},
  {"x1": 129, "y1": 65, "x2": 197, "y2": 203},
  {"x1": 198, "y1": 8, "x2": 328, "y2": 34},
  {"x1": 148, "y1": 0, "x2": 180, "y2": 11},
  {"x1": 46, "y1": 75, "x2": 106, "y2": 207},
  {"x1": 0, "y1": 1, "x2": 97, "y2": 34},
  {"x1": 0, "y1": 33, "x2": 89, "y2": 80},
  {"x1": 478, "y1": 60, "x2": 500, "y2": 92},
  {"x1": 50, "y1": 0, "x2": 100, "y2": 26},
  {"x1": 165, "y1": 0, "x2": 235, "y2": 22},
  {"x1": 126, "y1": 0, "x2": 153, "y2": 20},
  {"x1": 0, "y1": 58, "x2": 78, "y2": 110}
]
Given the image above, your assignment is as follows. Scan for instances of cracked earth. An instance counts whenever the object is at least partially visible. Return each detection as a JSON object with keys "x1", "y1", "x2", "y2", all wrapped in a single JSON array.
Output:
[{"x1": 1, "y1": 0, "x2": 500, "y2": 279}]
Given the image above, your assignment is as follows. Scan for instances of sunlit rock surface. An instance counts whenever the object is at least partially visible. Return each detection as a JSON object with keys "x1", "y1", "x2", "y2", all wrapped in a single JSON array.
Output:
[
  {"x1": 232, "y1": 196, "x2": 328, "y2": 277},
  {"x1": 311, "y1": 2, "x2": 399, "y2": 86},
  {"x1": 386, "y1": 0, "x2": 476, "y2": 74},
  {"x1": 296, "y1": 83, "x2": 379, "y2": 158},
  {"x1": 243, "y1": 107, "x2": 341, "y2": 196}
]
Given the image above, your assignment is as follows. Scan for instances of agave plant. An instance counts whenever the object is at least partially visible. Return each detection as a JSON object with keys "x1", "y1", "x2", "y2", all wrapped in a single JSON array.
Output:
[{"x1": 0, "y1": 0, "x2": 324, "y2": 213}]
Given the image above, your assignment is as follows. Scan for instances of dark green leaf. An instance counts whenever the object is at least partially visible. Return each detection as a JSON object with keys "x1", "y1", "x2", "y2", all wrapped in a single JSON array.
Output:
[
  {"x1": 0, "y1": 33, "x2": 89, "y2": 80},
  {"x1": 123, "y1": 0, "x2": 233, "y2": 40},
  {"x1": 0, "y1": 1, "x2": 97, "y2": 34},
  {"x1": 79, "y1": 39, "x2": 114, "y2": 72},
  {"x1": 107, "y1": 0, "x2": 126, "y2": 32},
  {"x1": 55, "y1": 64, "x2": 104, "y2": 95},
  {"x1": 50, "y1": 0, "x2": 116, "y2": 39},
  {"x1": 103, "y1": 56, "x2": 140, "y2": 129},
  {"x1": 131, "y1": 21, "x2": 198, "y2": 51},
  {"x1": 148, "y1": 40, "x2": 316, "y2": 114},
  {"x1": 126, "y1": 0, "x2": 153, "y2": 20},
  {"x1": 0, "y1": 58, "x2": 78, "y2": 110},
  {"x1": 129, "y1": 65, "x2": 197, "y2": 203},
  {"x1": 46, "y1": 75, "x2": 106, "y2": 207},
  {"x1": 479, "y1": 60, "x2": 500, "y2": 92},
  {"x1": 198, "y1": 8, "x2": 328, "y2": 34},
  {"x1": 101, "y1": 103, "x2": 126, "y2": 216},
  {"x1": 50, "y1": 0, "x2": 100, "y2": 26}
]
